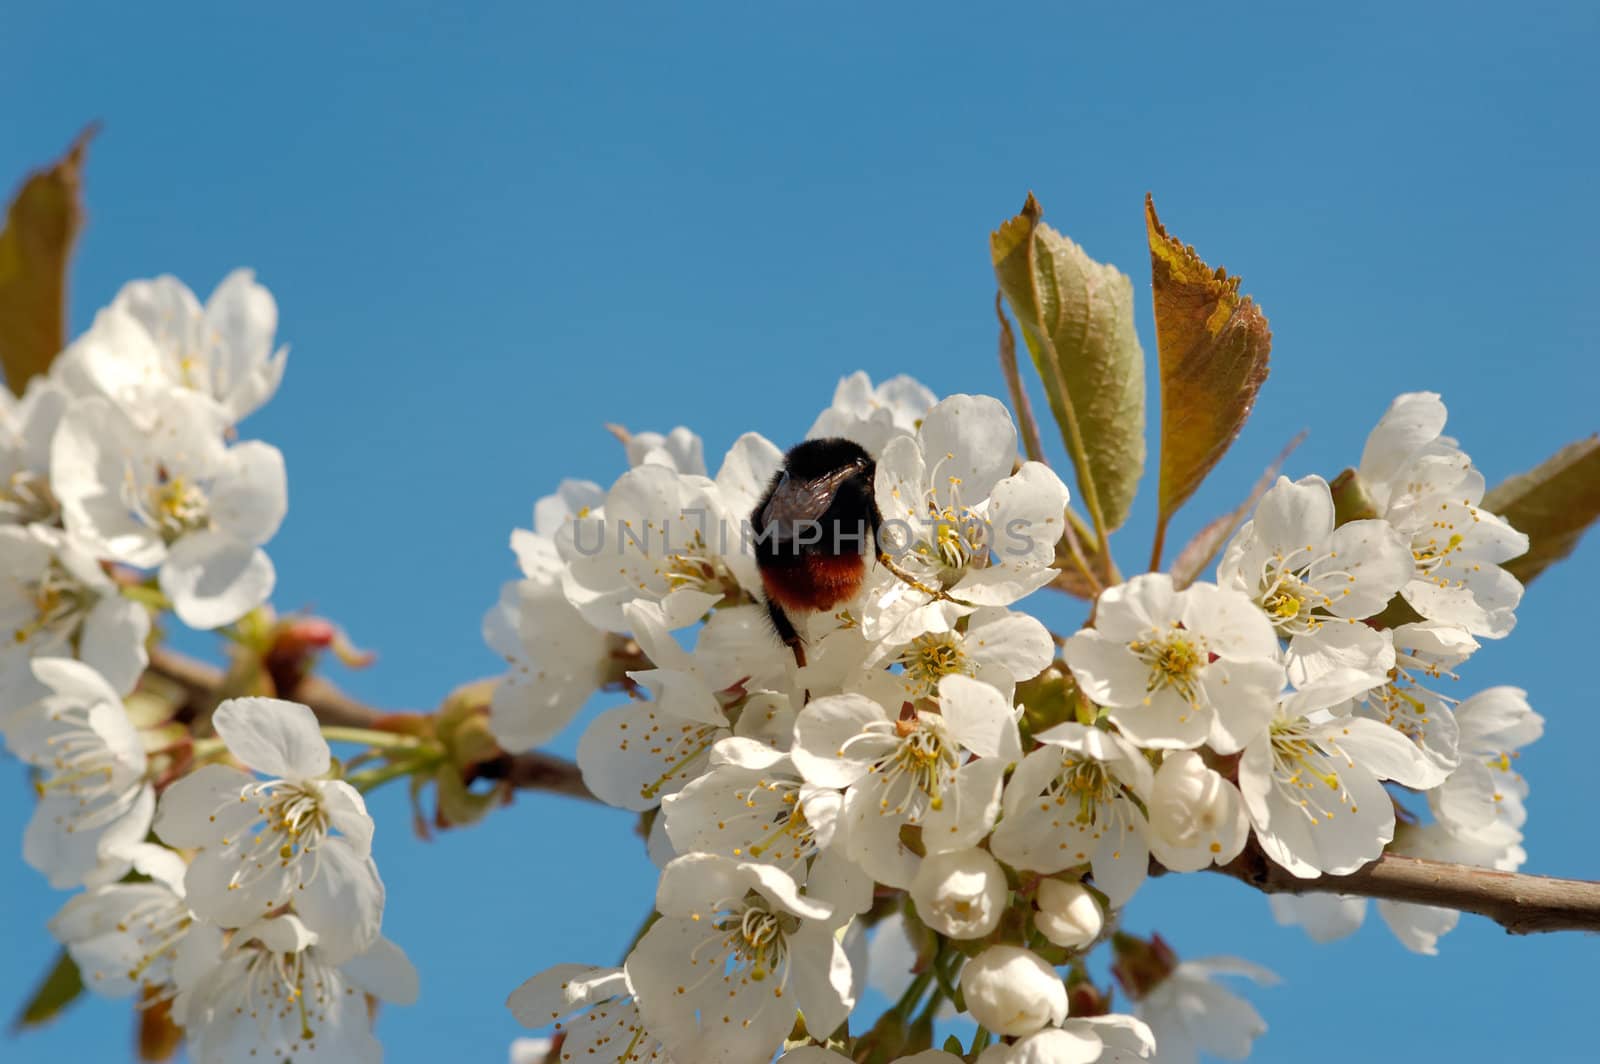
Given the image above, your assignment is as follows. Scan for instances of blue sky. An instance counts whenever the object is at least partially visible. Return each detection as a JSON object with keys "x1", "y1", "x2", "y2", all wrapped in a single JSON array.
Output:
[{"x1": 2, "y1": 2, "x2": 1597, "y2": 1061}]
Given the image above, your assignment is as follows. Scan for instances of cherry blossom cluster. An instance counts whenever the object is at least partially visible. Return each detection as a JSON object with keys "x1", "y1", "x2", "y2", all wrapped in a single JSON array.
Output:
[
  {"x1": 1, "y1": 273, "x2": 414, "y2": 1062},
  {"x1": 492, "y1": 376, "x2": 1541, "y2": 1063}
]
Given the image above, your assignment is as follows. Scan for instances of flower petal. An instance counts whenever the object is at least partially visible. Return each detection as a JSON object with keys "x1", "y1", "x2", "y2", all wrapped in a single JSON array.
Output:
[{"x1": 213, "y1": 697, "x2": 330, "y2": 779}]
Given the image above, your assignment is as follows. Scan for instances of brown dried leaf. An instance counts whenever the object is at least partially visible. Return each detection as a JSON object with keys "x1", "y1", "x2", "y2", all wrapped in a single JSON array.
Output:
[
  {"x1": 137, "y1": 987, "x2": 183, "y2": 1061},
  {"x1": 0, "y1": 126, "x2": 96, "y2": 392},
  {"x1": 1483, "y1": 436, "x2": 1600, "y2": 586},
  {"x1": 1147, "y1": 195, "x2": 1272, "y2": 565}
]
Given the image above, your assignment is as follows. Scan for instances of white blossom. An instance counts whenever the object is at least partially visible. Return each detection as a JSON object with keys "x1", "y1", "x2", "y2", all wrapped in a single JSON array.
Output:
[
  {"x1": 856, "y1": 605, "x2": 1054, "y2": 705},
  {"x1": 1270, "y1": 815, "x2": 1527, "y2": 957},
  {"x1": 1345, "y1": 621, "x2": 1476, "y2": 788},
  {"x1": 909, "y1": 847, "x2": 1009, "y2": 940},
  {"x1": 1033, "y1": 878, "x2": 1104, "y2": 950},
  {"x1": 981, "y1": 1015, "x2": 1156, "y2": 1064},
  {"x1": 0, "y1": 372, "x2": 68, "y2": 525},
  {"x1": 1145, "y1": 751, "x2": 1250, "y2": 872},
  {"x1": 559, "y1": 462, "x2": 753, "y2": 632},
  {"x1": 153, "y1": 697, "x2": 384, "y2": 962},
  {"x1": 0, "y1": 524, "x2": 151, "y2": 695},
  {"x1": 959, "y1": 944, "x2": 1068, "y2": 1038},
  {"x1": 485, "y1": 575, "x2": 616, "y2": 752},
  {"x1": 1357, "y1": 392, "x2": 1527, "y2": 638},
  {"x1": 486, "y1": 482, "x2": 614, "y2": 752},
  {"x1": 49, "y1": 844, "x2": 219, "y2": 1002},
  {"x1": 791, "y1": 675, "x2": 1018, "y2": 888},
  {"x1": 864, "y1": 394, "x2": 1068, "y2": 644},
  {"x1": 660, "y1": 744, "x2": 872, "y2": 921},
  {"x1": 1064, "y1": 574, "x2": 1283, "y2": 753},
  {"x1": 1218, "y1": 474, "x2": 1410, "y2": 685},
  {"x1": 1430, "y1": 685, "x2": 1542, "y2": 842},
  {"x1": 1238, "y1": 673, "x2": 1432, "y2": 877},
  {"x1": 1134, "y1": 957, "x2": 1276, "y2": 1064},
  {"x1": 3, "y1": 657, "x2": 153, "y2": 888},
  {"x1": 507, "y1": 963, "x2": 670, "y2": 1063},
  {"x1": 1267, "y1": 893, "x2": 1366, "y2": 944},
  {"x1": 806, "y1": 371, "x2": 937, "y2": 457},
  {"x1": 990, "y1": 721, "x2": 1152, "y2": 906},
  {"x1": 55, "y1": 271, "x2": 286, "y2": 426},
  {"x1": 623, "y1": 425, "x2": 707, "y2": 476},
  {"x1": 51, "y1": 390, "x2": 285, "y2": 629},
  {"x1": 625, "y1": 854, "x2": 852, "y2": 1064},
  {"x1": 174, "y1": 914, "x2": 416, "y2": 1064},
  {"x1": 576, "y1": 608, "x2": 796, "y2": 812}
]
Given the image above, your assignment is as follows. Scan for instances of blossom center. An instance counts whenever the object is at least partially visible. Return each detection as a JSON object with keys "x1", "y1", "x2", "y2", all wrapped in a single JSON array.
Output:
[
  {"x1": 231, "y1": 941, "x2": 338, "y2": 1046},
  {"x1": 700, "y1": 892, "x2": 799, "y2": 986},
  {"x1": 912, "y1": 455, "x2": 987, "y2": 575},
  {"x1": 14, "y1": 558, "x2": 95, "y2": 646},
  {"x1": 149, "y1": 470, "x2": 210, "y2": 541},
  {"x1": 1266, "y1": 719, "x2": 1357, "y2": 824},
  {"x1": 33, "y1": 710, "x2": 141, "y2": 818},
  {"x1": 1411, "y1": 528, "x2": 1467, "y2": 588},
  {"x1": 214, "y1": 780, "x2": 332, "y2": 894},
  {"x1": 738, "y1": 781, "x2": 816, "y2": 867},
  {"x1": 1253, "y1": 546, "x2": 1349, "y2": 635},
  {"x1": 1129, "y1": 629, "x2": 1206, "y2": 702},
  {"x1": 1045, "y1": 757, "x2": 1117, "y2": 826},
  {"x1": 663, "y1": 531, "x2": 738, "y2": 599},
  {"x1": 898, "y1": 633, "x2": 971, "y2": 694},
  {"x1": 844, "y1": 714, "x2": 960, "y2": 817},
  {"x1": 119, "y1": 895, "x2": 195, "y2": 995}
]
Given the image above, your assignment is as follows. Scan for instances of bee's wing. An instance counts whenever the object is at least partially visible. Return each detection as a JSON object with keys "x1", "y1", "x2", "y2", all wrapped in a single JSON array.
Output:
[{"x1": 759, "y1": 465, "x2": 862, "y2": 542}]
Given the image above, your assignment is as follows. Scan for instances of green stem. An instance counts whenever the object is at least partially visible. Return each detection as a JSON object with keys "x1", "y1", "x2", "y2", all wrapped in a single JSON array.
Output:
[
  {"x1": 120, "y1": 584, "x2": 171, "y2": 611},
  {"x1": 319, "y1": 726, "x2": 426, "y2": 752},
  {"x1": 189, "y1": 737, "x2": 228, "y2": 762},
  {"x1": 931, "y1": 946, "x2": 963, "y2": 1011},
  {"x1": 912, "y1": 983, "x2": 945, "y2": 1030},
  {"x1": 970, "y1": 1026, "x2": 992, "y2": 1053},
  {"x1": 346, "y1": 756, "x2": 433, "y2": 794},
  {"x1": 894, "y1": 969, "x2": 935, "y2": 1024}
]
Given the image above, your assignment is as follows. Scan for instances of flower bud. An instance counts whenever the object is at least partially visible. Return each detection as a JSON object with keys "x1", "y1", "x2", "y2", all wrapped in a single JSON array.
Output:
[
  {"x1": 909, "y1": 848, "x2": 1009, "y2": 940},
  {"x1": 1034, "y1": 878, "x2": 1103, "y2": 950},
  {"x1": 1146, "y1": 750, "x2": 1247, "y2": 871},
  {"x1": 1110, "y1": 931, "x2": 1179, "y2": 1000},
  {"x1": 959, "y1": 945, "x2": 1068, "y2": 1038}
]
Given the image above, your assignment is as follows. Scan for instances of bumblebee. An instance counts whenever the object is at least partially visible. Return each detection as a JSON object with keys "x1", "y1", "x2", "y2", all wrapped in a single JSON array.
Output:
[{"x1": 750, "y1": 438, "x2": 880, "y2": 664}]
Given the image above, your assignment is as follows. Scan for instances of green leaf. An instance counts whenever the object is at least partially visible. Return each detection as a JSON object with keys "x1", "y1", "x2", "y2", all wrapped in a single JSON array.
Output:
[
  {"x1": 11, "y1": 949, "x2": 84, "y2": 1031},
  {"x1": 1146, "y1": 195, "x2": 1272, "y2": 568},
  {"x1": 0, "y1": 126, "x2": 95, "y2": 393},
  {"x1": 1169, "y1": 432, "x2": 1304, "y2": 590},
  {"x1": 992, "y1": 193, "x2": 1146, "y2": 536},
  {"x1": 1483, "y1": 436, "x2": 1600, "y2": 586}
]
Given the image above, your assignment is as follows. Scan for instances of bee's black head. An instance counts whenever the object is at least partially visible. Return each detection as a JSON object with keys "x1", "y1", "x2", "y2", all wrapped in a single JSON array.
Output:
[{"x1": 781, "y1": 437, "x2": 873, "y2": 480}]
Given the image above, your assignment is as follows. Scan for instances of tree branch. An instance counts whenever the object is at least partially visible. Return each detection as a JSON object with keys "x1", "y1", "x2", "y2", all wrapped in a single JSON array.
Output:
[
  {"x1": 1211, "y1": 842, "x2": 1600, "y2": 935},
  {"x1": 144, "y1": 647, "x2": 595, "y2": 801}
]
